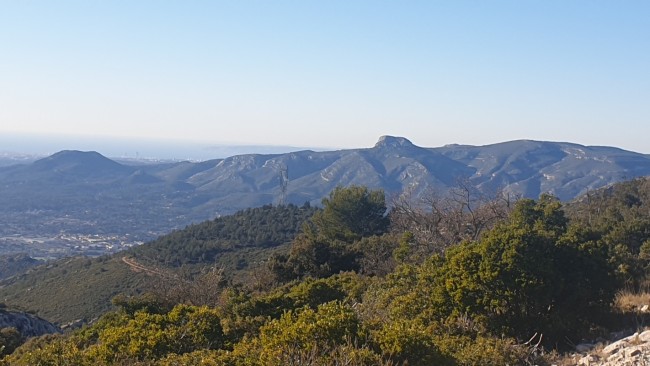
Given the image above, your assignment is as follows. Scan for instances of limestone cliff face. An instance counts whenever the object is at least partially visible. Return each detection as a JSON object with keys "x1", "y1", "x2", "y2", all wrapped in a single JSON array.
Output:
[{"x1": 0, "y1": 309, "x2": 60, "y2": 337}]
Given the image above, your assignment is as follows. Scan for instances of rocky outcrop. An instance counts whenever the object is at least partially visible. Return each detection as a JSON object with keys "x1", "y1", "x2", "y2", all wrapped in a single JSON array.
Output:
[
  {"x1": 572, "y1": 330, "x2": 650, "y2": 365},
  {"x1": 0, "y1": 309, "x2": 60, "y2": 337}
]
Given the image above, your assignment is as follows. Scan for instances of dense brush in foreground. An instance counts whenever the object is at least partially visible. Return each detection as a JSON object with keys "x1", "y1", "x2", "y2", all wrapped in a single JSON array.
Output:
[{"x1": 4, "y1": 180, "x2": 650, "y2": 364}]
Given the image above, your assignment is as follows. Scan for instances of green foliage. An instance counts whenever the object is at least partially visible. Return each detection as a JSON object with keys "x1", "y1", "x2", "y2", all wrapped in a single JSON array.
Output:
[
  {"x1": 4, "y1": 305, "x2": 224, "y2": 365},
  {"x1": 218, "y1": 273, "x2": 370, "y2": 346},
  {"x1": 392, "y1": 231, "x2": 414, "y2": 264},
  {"x1": 271, "y1": 186, "x2": 388, "y2": 280},
  {"x1": 359, "y1": 196, "x2": 617, "y2": 353},
  {"x1": 566, "y1": 178, "x2": 650, "y2": 284},
  {"x1": 355, "y1": 234, "x2": 398, "y2": 276},
  {"x1": 256, "y1": 301, "x2": 361, "y2": 364},
  {"x1": 373, "y1": 319, "x2": 443, "y2": 365},
  {"x1": 223, "y1": 338, "x2": 388, "y2": 366},
  {"x1": 157, "y1": 349, "x2": 225, "y2": 365},
  {"x1": 440, "y1": 197, "x2": 616, "y2": 343},
  {"x1": 3, "y1": 334, "x2": 89, "y2": 366},
  {"x1": 279, "y1": 233, "x2": 360, "y2": 279},
  {"x1": 132, "y1": 204, "x2": 317, "y2": 266},
  {"x1": 112, "y1": 293, "x2": 171, "y2": 316},
  {"x1": 264, "y1": 301, "x2": 359, "y2": 346},
  {"x1": 359, "y1": 256, "x2": 447, "y2": 329},
  {"x1": 311, "y1": 185, "x2": 389, "y2": 243}
]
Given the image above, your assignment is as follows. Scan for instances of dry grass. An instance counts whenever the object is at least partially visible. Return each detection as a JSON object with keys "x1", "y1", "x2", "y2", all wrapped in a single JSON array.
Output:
[{"x1": 614, "y1": 288, "x2": 650, "y2": 313}]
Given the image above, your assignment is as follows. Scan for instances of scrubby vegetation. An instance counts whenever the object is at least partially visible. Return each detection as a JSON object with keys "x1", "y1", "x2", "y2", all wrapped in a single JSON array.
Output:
[
  {"x1": 4, "y1": 179, "x2": 650, "y2": 365},
  {"x1": 0, "y1": 204, "x2": 317, "y2": 325},
  {"x1": 0, "y1": 256, "x2": 150, "y2": 324}
]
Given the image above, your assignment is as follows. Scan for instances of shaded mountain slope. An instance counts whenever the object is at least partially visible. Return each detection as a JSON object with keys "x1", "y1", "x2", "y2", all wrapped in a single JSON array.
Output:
[
  {"x1": 437, "y1": 140, "x2": 650, "y2": 199},
  {"x1": 0, "y1": 150, "x2": 134, "y2": 184}
]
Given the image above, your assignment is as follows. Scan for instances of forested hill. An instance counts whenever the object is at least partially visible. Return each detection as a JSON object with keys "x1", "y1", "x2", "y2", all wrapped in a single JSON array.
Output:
[
  {"x1": 0, "y1": 204, "x2": 318, "y2": 324},
  {"x1": 130, "y1": 203, "x2": 318, "y2": 266}
]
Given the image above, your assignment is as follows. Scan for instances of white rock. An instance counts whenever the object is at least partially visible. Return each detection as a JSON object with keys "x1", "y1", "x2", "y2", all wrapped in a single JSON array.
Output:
[
  {"x1": 620, "y1": 332, "x2": 639, "y2": 343},
  {"x1": 571, "y1": 330, "x2": 650, "y2": 365},
  {"x1": 578, "y1": 354, "x2": 599, "y2": 365},
  {"x1": 606, "y1": 353, "x2": 623, "y2": 363},
  {"x1": 638, "y1": 330, "x2": 650, "y2": 342},
  {"x1": 602, "y1": 342, "x2": 622, "y2": 355}
]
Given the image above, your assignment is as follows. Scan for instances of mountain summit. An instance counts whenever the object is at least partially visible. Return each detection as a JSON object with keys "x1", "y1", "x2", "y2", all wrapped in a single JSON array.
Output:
[
  {"x1": 374, "y1": 136, "x2": 415, "y2": 149},
  {"x1": 31, "y1": 150, "x2": 133, "y2": 179}
]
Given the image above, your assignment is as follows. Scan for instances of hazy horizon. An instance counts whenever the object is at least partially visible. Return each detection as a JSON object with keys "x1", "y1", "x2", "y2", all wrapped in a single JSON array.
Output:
[
  {"x1": 1, "y1": 132, "x2": 648, "y2": 163},
  {"x1": 0, "y1": 132, "x2": 329, "y2": 161}
]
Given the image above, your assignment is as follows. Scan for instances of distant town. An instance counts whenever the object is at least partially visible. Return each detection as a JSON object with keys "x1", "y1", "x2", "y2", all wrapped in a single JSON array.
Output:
[{"x1": 0, "y1": 233, "x2": 143, "y2": 260}]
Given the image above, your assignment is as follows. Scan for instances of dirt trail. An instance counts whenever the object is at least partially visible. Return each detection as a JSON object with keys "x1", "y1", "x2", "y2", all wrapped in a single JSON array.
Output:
[{"x1": 121, "y1": 256, "x2": 169, "y2": 277}]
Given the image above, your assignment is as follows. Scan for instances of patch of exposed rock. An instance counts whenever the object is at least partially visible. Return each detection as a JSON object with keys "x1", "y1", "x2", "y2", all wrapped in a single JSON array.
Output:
[
  {"x1": 571, "y1": 330, "x2": 650, "y2": 365},
  {"x1": 0, "y1": 309, "x2": 60, "y2": 337}
]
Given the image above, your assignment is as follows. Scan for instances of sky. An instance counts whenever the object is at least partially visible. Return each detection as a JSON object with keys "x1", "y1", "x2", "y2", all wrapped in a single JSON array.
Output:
[{"x1": 1, "y1": 1, "x2": 649, "y2": 154}]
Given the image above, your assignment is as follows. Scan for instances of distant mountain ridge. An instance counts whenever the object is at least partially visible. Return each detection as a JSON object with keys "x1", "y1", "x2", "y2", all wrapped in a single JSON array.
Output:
[
  {"x1": 1, "y1": 136, "x2": 649, "y2": 252},
  {"x1": 436, "y1": 140, "x2": 650, "y2": 199}
]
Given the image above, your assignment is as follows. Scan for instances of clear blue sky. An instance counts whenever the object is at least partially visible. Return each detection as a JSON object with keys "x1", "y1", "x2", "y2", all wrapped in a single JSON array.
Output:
[{"x1": 1, "y1": 1, "x2": 649, "y2": 152}]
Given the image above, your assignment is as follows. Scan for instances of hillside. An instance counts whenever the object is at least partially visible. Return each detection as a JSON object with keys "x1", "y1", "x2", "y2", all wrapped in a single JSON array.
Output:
[
  {"x1": 0, "y1": 205, "x2": 316, "y2": 325},
  {"x1": 131, "y1": 203, "x2": 317, "y2": 267},
  {"x1": 2, "y1": 137, "x2": 650, "y2": 258},
  {"x1": 0, "y1": 256, "x2": 149, "y2": 325},
  {"x1": 6, "y1": 182, "x2": 650, "y2": 365},
  {"x1": 5, "y1": 178, "x2": 650, "y2": 328}
]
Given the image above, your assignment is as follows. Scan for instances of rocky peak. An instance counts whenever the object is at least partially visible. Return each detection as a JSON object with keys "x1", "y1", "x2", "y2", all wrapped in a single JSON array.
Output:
[{"x1": 374, "y1": 136, "x2": 415, "y2": 149}]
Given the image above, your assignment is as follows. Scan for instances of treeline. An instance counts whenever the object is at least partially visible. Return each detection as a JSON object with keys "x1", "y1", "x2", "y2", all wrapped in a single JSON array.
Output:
[
  {"x1": 131, "y1": 203, "x2": 317, "y2": 266},
  {"x1": 4, "y1": 180, "x2": 650, "y2": 365},
  {"x1": 565, "y1": 178, "x2": 650, "y2": 285}
]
